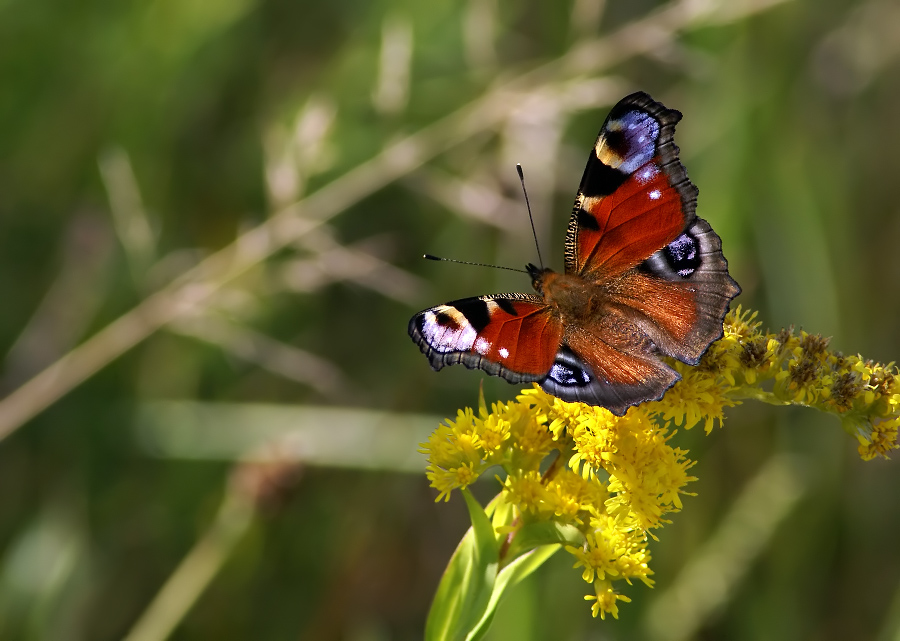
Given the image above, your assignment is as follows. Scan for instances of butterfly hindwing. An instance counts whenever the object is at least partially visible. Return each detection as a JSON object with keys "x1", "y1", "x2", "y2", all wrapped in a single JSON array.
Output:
[
  {"x1": 625, "y1": 217, "x2": 739, "y2": 363},
  {"x1": 409, "y1": 294, "x2": 564, "y2": 383},
  {"x1": 539, "y1": 341, "x2": 680, "y2": 416},
  {"x1": 537, "y1": 300, "x2": 682, "y2": 415}
]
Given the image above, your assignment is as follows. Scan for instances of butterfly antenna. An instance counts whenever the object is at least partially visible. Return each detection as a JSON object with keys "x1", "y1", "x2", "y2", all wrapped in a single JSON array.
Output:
[
  {"x1": 423, "y1": 254, "x2": 528, "y2": 274},
  {"x1": 516, "y1": 164, "x2": 544, "y2": 269}
]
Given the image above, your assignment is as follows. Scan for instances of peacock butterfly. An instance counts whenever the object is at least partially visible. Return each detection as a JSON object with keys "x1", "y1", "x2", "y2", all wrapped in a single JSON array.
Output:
[{"x1": 408, "y1": 92, "x2": 741, "y2": 415}]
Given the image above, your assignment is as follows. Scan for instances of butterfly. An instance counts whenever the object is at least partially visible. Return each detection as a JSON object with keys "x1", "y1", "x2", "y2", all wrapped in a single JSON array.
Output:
[{"x1": 408, "y1": 92, "x2": 741, "y2": 415}]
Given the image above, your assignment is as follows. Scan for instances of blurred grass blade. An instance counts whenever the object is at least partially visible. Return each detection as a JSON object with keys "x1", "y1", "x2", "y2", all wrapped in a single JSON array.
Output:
[
  {"x1": 876, "y1": 569, "x2": 900, "y2": 641},
  {"x1": 0, "y1": 497, "x2": 88, "y2": 639},
  {"x1": 137, "y1": 402, "x2": 440, "y2": 472},
  {"x1": 98, "y1": 146, "x2": 158, "y2": 283},
  {"x1": 170, "y1": 316, "x2": 348, "y2": 397},
  {"x1": 123, "y1": 481, "x2": 256, "y2": 641},
  {"x1": 372, "y1": 14, "x2": 413, "y2": 115},
  {"x1": 641, "y1": 452, "x2": 808, "y2": 641}
]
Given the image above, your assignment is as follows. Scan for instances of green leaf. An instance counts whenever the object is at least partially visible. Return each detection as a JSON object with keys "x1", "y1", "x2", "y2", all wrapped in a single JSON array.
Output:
[
  {"x1": 425, "y1": 531, "x2": 476, "y2": 641},
  {"x1": 426, "y1": 491, "x2": 569, "y2": 641},
  {"x1": 462, "y1": 520, "x2": 578, "y2": 640},
  {"x1": 425, "y1": 490, "x2": 500, "y2": 641},
  {"x1": 464, "y1": 545, "x2": 561, "y2": 641}
]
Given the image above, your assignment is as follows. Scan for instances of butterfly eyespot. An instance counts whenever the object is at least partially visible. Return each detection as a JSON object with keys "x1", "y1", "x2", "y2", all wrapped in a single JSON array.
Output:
[
  {"x1": 542, "y1": 347, "x2": 595, "y2": 389},
  {"x1": 663, "y1": 232, "x2": 701, "y2": 278},
  {"x1": 601, "y1": 127, "x2": 628, "y2": 159},
  {"x1": 548, "y1": 361, "x2": 591, "y2": 386}
]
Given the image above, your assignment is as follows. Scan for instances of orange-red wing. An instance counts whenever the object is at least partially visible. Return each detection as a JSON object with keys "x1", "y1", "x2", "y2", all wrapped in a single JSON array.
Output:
[
  {"x1": 564, "y1": 92, "x2": 696, "y2": 278},
  {"x1": 408, "y1": 294, "x2": 563, "y2": 383}
]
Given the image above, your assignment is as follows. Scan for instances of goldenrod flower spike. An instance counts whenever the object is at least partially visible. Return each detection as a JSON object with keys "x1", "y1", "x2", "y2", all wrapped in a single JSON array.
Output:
[
  {"x1": 693, "y1": 306, "x2": 900, "y2": 460},
  {"x1": 421, "y1": 307, "x2": 899, "y2": 625}
]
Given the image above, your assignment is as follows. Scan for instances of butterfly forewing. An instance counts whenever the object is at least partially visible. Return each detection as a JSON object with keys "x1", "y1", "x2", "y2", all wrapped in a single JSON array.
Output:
[
  {"x1": 409, "y1": 295, "x2": 564, "y2": 382},
  {"x1": 564, "y1": 92, "x2": 695, "y2": 277}
]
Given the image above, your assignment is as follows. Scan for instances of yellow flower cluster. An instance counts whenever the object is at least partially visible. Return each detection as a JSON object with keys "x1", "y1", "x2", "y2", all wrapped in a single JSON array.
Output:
[
  {"x1": 689, "y1": 306, "x2": 900, "y2": 460},
  {"x1": 420, "y1": 307, "x2": 900, "y2": 619},
  {"x1": 423, "y1": 387, "x2": 691, "y2": 619}
]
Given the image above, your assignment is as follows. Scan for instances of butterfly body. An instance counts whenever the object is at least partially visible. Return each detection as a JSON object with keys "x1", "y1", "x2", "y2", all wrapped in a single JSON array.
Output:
[
  {"x1": 532, "y1": 267, "x2": 601, "y2": 319},
  {"x1": 409, "y1": 92, "x2": 741, "y2": 415}
]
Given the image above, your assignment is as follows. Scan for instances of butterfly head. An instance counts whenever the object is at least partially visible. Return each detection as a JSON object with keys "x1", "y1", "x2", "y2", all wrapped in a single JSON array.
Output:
[{"x1": 526, "y1": 263, "x2": 553, "y2": 296}]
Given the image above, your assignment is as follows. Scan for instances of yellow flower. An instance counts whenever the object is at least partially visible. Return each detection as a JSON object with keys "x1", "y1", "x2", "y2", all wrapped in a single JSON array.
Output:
[
  {"x1": 567, "y1": 531, "x2": 620, "y2": 583},
  {"x1": 662, "y1": 367, "x2": 737, "y2": 433},
  {"x1": 584, "y1": 580, "x2": 632, "y2": 619},
  {"x1": 501, "y1": 470, "x2": 546, "y2": 515}
]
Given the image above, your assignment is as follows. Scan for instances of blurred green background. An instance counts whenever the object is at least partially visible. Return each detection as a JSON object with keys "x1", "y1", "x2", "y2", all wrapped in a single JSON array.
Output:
[{"x1": 2, "y1": 0, "x2": 900, "y2": 639}]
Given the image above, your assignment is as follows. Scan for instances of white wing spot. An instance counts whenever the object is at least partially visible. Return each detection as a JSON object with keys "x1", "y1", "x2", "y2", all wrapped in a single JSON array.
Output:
[
  {"x1": 475, "y1": 337, "x2": 491, "y2": 355},
  {"x1": 637, "y1": 165, "x2": 658, "y2": 184},
  {"x1": 499, "y1": 347, "x2": 509, "y2": 359},
  {"x1": 649, "y1": 189, "x2": 661, "y2": 200},
  {"x1": 421, "y1": 307, "x2": 476, "y2": 353}
]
